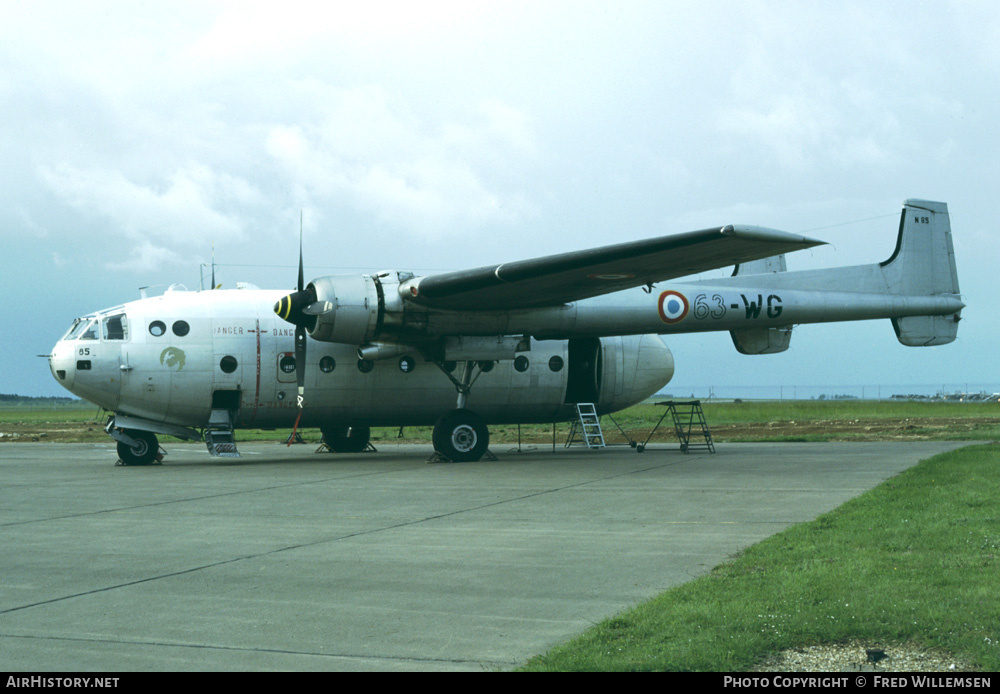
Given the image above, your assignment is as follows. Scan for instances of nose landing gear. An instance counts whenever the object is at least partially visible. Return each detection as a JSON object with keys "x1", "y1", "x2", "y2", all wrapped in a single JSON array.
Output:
[{"x1": 115, "y1": 429, "x2": 163, "y2": 466}]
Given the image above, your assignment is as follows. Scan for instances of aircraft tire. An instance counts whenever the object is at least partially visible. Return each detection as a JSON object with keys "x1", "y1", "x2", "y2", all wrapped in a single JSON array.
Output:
[
  {"x1": 321, "y1": 425, "x2": 371, "y2": 453},
  {"x1": 432, "y1": 409, "x2": 489, "y2": 462},
  {"x1": 116, "y1": 430, "x2": 159, "y2": 466}
]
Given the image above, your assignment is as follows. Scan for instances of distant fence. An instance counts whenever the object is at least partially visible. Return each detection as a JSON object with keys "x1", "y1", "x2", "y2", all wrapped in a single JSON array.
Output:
[{"x1": 658, "y1": 384, "x2": 1000, "y2": 402}]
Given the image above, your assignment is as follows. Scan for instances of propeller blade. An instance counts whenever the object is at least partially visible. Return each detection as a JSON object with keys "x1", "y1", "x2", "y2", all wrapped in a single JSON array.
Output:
[
  {"x1": 297, "y1": 210, "x2": 304, "y2": 293},
  {"x1": 287, "y1": 211, "x2": 307, "y2": 447},
  {"x1": 284, "y1": 211, "x2": 306, "y2": 446},
  {"x1": 275, "y1": 211, "x2": 316, "y2": 329},
  {"x1": 287, "y1": 323, "x2": 306, "y2": 447},
  {"x1": 295, "y1": 323, "x2": 306, "y2": 409}
]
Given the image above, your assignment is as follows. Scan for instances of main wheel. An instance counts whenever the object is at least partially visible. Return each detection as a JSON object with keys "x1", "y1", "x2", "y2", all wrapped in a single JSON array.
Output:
[
  {"x1": 432, "y1": 409, "x2": 489, "y2": 462},
  {"x1": 116, "y1": 430, "x2": 159, "y2": 466},
  {"x1": 321, "y1": 424, "x2": 371, "y2": 453}
]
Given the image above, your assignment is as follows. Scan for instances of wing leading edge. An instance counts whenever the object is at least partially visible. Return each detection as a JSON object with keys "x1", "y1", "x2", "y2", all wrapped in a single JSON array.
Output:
[{"x1": 401, "y1": 225, "x2": 825, "y2": 311}]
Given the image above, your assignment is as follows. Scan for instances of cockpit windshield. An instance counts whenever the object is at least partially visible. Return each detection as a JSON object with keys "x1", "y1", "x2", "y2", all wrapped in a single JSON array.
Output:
[
  {"x1": 65, "y1": 318, "x2": 99, "y2": 341},
  {"x1": 62, "y1": 311, "x2": 129, "y2": 341}
]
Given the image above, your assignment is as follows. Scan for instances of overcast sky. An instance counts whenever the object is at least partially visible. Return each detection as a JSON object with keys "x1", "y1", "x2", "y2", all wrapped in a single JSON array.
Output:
[{"x1": 3, "y1": 0, "x2": 997, "y2": 397}]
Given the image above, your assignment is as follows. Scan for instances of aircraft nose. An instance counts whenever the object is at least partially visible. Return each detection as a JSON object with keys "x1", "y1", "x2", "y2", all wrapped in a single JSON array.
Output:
[{"x1": 48, "y1": 341, "x2": 76, "y2": 389}]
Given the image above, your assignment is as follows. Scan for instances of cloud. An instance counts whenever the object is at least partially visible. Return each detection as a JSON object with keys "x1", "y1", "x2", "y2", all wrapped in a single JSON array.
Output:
[
  {"x1": 38, "y1": 162, "x2": 253, "y2": 270},
  {"x1": 264, "y1": 85, "x2": 540, "y2": 237},
  {"x1": 104, "y1": 241, "x2": 189, "y2": 273}
]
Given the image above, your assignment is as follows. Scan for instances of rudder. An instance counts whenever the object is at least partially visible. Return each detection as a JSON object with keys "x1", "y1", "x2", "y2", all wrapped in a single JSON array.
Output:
[
  {"x1": 882, "y1": 199, "x2": 962, "y2": 345},
  {"x1": 881, "y1": 199, "x2": 960, "y2": 296}
]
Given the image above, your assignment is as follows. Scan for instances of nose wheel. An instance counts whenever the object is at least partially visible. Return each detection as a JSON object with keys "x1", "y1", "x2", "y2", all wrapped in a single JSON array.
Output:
[
  {"x1": 432, "y1": 409, "x2": 489, "y2": 462},
  {"x1": 116, "y1": 430, "x2": 161, "y2": 466}
]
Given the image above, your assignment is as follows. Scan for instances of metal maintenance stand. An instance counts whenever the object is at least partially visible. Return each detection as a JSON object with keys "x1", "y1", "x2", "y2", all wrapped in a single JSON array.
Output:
[
  {"x1": 565, "y1": 403, "x2": 606, "y2": 449},
  {"x1": 637, "y1": 400, "x2": 715, "y2": 453}
]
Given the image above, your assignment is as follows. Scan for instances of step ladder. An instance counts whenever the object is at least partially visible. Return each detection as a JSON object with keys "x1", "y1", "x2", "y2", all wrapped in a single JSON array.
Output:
[
  {"x1": 565, "y1": 403, "x2": 606, "y2": 449},
  {"x1": 205, "y1": 408, "x2": 240, "y2": 458},
  {"x1": 638, "y1": 400, "x2": 715, "y2": 453}
]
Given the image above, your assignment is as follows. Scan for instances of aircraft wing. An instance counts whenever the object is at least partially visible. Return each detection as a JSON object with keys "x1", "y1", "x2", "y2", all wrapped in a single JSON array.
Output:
[{"x1": 402, "y1": 225, "x2": 825, "y2": 310}]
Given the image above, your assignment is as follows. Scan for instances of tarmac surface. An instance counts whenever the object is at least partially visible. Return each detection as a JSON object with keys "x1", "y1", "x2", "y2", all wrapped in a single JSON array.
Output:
[{"x1": 0, "y1": 439, "x2": 967, "y2": 671}]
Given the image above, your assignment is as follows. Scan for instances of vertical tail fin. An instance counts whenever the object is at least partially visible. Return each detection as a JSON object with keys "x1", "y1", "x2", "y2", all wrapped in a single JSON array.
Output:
[{"x1": 882, "y1": 199, "x2": 962, "y2": 346}]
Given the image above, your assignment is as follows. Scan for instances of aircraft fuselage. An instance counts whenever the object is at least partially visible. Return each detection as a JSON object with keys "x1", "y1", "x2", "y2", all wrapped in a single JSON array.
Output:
[{"x1": 49, "y1": 287, "x2": 675, "y2": 435}]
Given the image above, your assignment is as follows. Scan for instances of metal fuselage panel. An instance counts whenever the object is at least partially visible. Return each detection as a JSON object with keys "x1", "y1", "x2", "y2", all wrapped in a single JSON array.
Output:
[
  {"x1": 49, "y1": 289, "x2": 674, "y2": 431},
  {"x1": 422, "y1": 283, "x2": 964, "y2": 340}
]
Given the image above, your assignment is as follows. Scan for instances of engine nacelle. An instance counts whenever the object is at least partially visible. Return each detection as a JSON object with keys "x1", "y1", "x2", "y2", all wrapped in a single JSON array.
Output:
[{"x1": 306, "y1": 274, "x2": 382, "y2": 345}]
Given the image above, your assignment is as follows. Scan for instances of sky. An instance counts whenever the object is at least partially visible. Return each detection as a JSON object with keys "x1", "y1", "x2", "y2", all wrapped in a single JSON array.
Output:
[{"x1": 2, "y1": 0, "x2": 998, "y2": 397}]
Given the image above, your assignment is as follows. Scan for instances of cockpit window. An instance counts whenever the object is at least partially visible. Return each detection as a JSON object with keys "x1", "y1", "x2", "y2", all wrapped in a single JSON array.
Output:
[
  {"x1": 102, "y1": 313, "x2": 128, "y2": 341},
  {"x1": 66, "y1": 318, "x2": 99, "y2": 341},
  {"x1": 61, "y1": 319, "x2": 82, "y2": 341}
]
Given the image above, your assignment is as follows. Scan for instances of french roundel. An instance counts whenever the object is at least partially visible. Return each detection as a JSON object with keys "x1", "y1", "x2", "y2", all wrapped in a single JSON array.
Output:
[{"x1": 657, "y1": 290, "x2": 689, "y2": 324}]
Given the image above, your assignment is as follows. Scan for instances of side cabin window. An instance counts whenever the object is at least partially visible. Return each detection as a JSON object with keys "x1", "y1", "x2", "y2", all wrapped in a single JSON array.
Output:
[{"x1": 102, "y1": 313, "x2": 129, "y2": 341}]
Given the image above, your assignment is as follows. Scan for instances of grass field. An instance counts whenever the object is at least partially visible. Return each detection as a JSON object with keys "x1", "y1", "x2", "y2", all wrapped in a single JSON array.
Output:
[
  {"x1": 2, "y1": 399, "x2": 999, "y2": 444},
  {"x1": 519, "y1": 443, "x2": 1000, "y2": 671}
]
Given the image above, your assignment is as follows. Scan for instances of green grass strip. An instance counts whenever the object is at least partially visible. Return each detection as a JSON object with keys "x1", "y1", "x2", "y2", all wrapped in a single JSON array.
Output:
[{"x1": 521, "y1": 444, "x2": 1000, "y2": 671}]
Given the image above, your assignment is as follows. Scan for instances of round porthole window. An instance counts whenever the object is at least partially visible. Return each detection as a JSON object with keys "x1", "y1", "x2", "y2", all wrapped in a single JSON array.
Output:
[
  {"x1": 279, "y1": 355, "x2": 296, "y2": 374},
  {"x1": 514, "y1": 355, "x2": 529, "y2": 372},
  {"x1": 548, "y1": 355, "x2": 564, "y2": 372},
  {"x1": 320, "y1": 356, "x2": 336, "y2": 373},
  {"x1": 357, "y1": 359, "x2": 374, "y2": 374},
  {"x1": 172, "y1": 320, "x2": 190, "y2": 337},
  {"x1": 478, "y1": 360, "x2": 495, "y2": 372},
  {"x1": 398, "y1": 356, "x2": 415, "y2": 373},
  {"x1": 149, "y1": 320, "x2": 166, "y2": 337},
  {"x1": 220, "y1": 356, "x2": 238, "y2": 374}
]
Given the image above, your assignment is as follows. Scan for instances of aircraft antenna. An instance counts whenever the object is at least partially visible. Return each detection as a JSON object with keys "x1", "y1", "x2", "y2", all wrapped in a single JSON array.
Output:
[{"x1": 799, "y1": 212, "x2": 897, "y2": 234}]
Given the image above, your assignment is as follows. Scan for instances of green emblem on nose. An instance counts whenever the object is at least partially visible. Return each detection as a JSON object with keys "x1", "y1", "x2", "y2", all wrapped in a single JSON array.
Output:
[{"x1": 159, "y1": 347, "x2": 186, "y2": 371}]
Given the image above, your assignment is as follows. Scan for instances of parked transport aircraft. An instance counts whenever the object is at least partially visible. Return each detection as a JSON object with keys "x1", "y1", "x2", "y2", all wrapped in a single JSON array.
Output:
[{"x1": 48, "y1": 199, "x2": 962, "y2": 464}]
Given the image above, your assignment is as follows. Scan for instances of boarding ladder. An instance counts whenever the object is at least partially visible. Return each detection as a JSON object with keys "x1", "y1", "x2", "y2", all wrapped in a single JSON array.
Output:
[
  {"x1": 638, "y1": 400, "x2": 715, "y2": 453},
  {"x1": 205, "y1": 408, "x2": 240, "y2": 458},
  {"x1": 565, "y1": 403, "x2": 606, "y2": 449}
]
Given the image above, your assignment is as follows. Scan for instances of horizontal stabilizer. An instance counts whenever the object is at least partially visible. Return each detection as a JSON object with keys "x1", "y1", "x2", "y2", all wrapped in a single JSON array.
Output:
[
  {"x1": 732, "y1": 253, "x2": 787, "y2": 277},
  {"x1": 730, "y1": 326, "x2": 793, "y2": 355},
  {"x1": 893, "y1": 315, "x2": 960, "y2": 346}
]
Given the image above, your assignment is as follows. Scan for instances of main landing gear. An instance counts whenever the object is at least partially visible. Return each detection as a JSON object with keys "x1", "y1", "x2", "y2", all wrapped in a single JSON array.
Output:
[
  {"x1": 432, "y1": 408, "x2": 490, "y2": 462},
  {"x1": 430, "y1": 360, "x2": 493, "y2": 462},
  {"x1": 321, "y1": 424, "x2": 372, "y2": 453}
]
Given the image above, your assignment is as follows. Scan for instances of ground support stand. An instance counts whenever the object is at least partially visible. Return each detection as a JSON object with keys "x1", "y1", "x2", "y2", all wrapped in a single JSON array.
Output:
[{"x1": 637, "y1": 400, "x2": 715, "y2": 453}]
